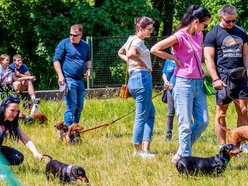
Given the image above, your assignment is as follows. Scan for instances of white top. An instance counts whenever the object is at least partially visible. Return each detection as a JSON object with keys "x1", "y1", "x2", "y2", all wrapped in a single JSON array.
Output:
[
  {"x1": 0, "y1": 65, "x2": 13, "y2": 84},
  {"x1": 123, "y1": 35, "x2": 152, "y2": 74}
]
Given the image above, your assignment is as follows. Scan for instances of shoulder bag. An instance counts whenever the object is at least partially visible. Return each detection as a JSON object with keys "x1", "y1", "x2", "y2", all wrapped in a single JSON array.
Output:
[{"x1": 119, "y1": 37, "x2": 137, "y2": 98}]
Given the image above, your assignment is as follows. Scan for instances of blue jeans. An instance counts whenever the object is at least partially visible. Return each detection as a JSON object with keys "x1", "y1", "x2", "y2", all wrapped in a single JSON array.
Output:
[
  {"x1": 172, "y1": 77, "x2": 209, "y2": 156},
  {"x1": 64, "y1": 77, "x2": 85, "y2": 126},
  {"x1": 166, "y1": 90, "x2": 175, "y2": 132},
  {"x1": 128, "y1": 70, "x2": 155, "y2": 144}
]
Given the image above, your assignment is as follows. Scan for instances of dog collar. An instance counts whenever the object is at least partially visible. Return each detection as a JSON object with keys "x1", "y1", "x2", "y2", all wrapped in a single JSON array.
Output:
[
  {"x1": 67, "y1": 165, "x2": 72, "y2": 177},
  {"x1": 221, "y1": 157, "x2": 229, "y2": 163}
]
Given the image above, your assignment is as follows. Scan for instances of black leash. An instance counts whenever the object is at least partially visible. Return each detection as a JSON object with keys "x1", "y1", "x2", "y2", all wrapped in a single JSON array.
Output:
[
  {"x1": 54, "y1": 88, "x2": 67, "y2": 116},
  {"x1": 80, "y1": 89, "x2": 165, "y2": 135}
]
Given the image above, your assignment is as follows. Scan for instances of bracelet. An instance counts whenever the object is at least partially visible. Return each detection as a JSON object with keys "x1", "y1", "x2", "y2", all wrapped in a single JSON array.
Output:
[{"x1": 213, "y1": 78, "x2": 220, "y2": 82}]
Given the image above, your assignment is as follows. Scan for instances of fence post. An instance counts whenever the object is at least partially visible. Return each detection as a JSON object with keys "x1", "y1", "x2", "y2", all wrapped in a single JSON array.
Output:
[{"x1": 86, "y1": 36, "x2": 93, "y2": 89}]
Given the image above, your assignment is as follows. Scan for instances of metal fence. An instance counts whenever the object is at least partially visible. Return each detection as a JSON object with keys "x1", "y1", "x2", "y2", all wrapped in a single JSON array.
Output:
[{"x1": 86, "y1": 36, "x2": 166, "y2": 88}]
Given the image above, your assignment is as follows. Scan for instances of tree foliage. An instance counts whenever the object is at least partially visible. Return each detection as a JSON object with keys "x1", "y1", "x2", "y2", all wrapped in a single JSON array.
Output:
[{"x1": 0, "y1": 0, "x2": 247, "y2": 89}]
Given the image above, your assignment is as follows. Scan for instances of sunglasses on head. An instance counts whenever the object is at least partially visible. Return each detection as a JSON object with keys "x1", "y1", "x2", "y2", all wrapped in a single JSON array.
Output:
[
  {"x1": 70, "y1": 33, "x2": 81, "y2": 37},
  {"x1": 222, "y1": 18, "x2": 236, "y2": 24}
]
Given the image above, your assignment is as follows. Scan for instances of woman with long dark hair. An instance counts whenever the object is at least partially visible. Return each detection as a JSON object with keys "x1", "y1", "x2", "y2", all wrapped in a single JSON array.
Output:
[
  {"x1": 0, "y1": 96, "x2": 43, "y2": 178},
  {"x1": 151, "y1": 5, "x2": 211, "y2": 163}
]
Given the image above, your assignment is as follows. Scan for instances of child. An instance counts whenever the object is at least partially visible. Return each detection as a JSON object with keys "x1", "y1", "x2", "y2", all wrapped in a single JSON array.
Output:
[{"x1": 162, "y1": 59, "x2": 176, "y2": 141}]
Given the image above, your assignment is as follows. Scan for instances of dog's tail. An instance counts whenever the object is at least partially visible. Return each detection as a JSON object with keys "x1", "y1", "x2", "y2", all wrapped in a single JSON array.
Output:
[
  {"x1": 217, "y1": 114, "x2": 231, "y2": 133},
  {"x1": 43, "y1": 154, "x2": 53, "y2": 161}
]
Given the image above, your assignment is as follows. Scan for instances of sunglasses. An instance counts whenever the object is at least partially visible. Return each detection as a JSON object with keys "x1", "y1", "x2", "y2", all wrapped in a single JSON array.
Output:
[
  {"x1": 70, "y1": 33, "x2": 81, "y2": 37},
  {"x1": 222, "y1": 18, "x2": 236, "y2": 24},
  {"x1": 202, "y1": 23, "x2": 208, "y2": 29}
]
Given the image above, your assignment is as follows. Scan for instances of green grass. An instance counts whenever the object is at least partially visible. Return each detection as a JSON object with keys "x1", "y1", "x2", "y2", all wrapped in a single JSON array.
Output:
[{"x1": 2, "y1": 92, "x2": 248, "y2": 186}]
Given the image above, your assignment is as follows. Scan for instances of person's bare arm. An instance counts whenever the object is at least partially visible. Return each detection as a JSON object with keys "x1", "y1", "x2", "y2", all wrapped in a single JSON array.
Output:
[
  {"x1": 18, "y1": 126, "x2": 43, "y2": 160},
  {"x1": 53, "y1": 61, "x2": 65, "y2": 85},
  {"x1": 150, "y1": 35, "x2": 181, "y2": 67},
  {"x1": 204, "y1": 46, "x2": 225, "y2": 89},
  {"x1": 85, "y1": 60, "x2": 92, "y2": 78},
  {"x1": 118, "y1": 47, "x2": 128, "y2": 62},
  {"x1": 118, "y1": 45, "x2": 146, "y2": 68}
]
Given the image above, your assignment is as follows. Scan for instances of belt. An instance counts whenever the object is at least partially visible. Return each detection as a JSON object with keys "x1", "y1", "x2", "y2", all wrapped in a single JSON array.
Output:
[{"x1": 129, "y1": 69, "x2": 151, "y2": 75}]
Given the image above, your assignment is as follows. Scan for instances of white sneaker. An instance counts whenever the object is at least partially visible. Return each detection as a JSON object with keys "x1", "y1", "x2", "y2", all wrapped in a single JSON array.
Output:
[
  {"x1": 133, "y1": 150, "x2": 155, "y2": 159},
  {"x1": 240, "y1": 144, "x2": 248, "y2": 153},
  {"x1": 171, "y1": 154, "x2": 181, "y2": 164}
]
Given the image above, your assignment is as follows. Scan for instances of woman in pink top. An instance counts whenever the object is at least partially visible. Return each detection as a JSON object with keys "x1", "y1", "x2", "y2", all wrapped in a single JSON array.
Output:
[{"x1": 151, "y1": 5, "x2": 211, "y2": 163}]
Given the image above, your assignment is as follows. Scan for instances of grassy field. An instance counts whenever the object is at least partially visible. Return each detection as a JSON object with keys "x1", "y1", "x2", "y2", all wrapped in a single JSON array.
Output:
[{"x1": 2, "y1": 91, "x2": 248, "y2": 186}]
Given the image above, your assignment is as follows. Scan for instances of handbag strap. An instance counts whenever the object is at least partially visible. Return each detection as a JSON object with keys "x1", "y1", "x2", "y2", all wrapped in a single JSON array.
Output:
[{"x1": 183, "y1": 32, "x2": 203, "y2": 79}]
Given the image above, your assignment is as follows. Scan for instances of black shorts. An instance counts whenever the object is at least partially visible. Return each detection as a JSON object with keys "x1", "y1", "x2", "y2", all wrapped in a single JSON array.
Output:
[{"x1": 215, "y1": 72, "x2": 248, "y2": 105}]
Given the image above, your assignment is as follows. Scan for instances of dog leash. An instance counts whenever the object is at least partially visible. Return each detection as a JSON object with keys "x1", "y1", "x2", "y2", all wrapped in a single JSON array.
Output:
[
  {"x1": 80, "y1": 89, "x2": 165, "y2": 135},
  {"x1": 53, "y1": 88, "x2": 67, "y2": 116},
  {"x1": 226, "y1": 94, "x2": 248, "y2": 112}
]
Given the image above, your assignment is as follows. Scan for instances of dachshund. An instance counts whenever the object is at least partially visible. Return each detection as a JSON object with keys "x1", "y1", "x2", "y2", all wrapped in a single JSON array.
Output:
[
  {"x1": 43, "y1": 154, "x2": 89, "y2": 184},
  {"x1": 218, "y1": 114, "x2": 248, "y2": 147},
  {"x1": 176, "y1": 144, "x2": 241, "y2": 176},
  {"x1": 19, "y1": 112, "x2": 48, "y2": 124},
  {"x1": 54, "y1": 122, "x2": 83, "y2": 144}
]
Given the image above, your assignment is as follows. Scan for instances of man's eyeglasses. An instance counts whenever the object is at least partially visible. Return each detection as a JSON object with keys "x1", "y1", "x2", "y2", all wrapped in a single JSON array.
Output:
[
  {"x1": 70, "y1": 33, "x2": 81, "y2": 37},
  {"x1": 222, "y1": 18, "x2": 236, "y2": 24}
]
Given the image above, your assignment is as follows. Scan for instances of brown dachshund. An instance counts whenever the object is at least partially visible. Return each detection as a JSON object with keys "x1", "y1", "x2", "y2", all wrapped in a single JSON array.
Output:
[
  {"x1": 218, "y1": 114, "x2": 248, "y2": 147},
  {"x1": 19, "y1": 112, "x2": 48, "y2": 124},
  {"x1": 54, "y1": 122, "x2": 83, "y2": 144}
]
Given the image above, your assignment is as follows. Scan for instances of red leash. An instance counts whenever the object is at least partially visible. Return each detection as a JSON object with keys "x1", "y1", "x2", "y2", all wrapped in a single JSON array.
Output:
[{"x1": 80, "y1": 89, "x2": 165, "y2": 135}]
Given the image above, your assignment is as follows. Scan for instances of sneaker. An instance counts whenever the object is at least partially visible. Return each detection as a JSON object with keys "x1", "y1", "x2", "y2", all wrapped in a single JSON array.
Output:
[
  {"x1": 133, "y1": 150, "x2": 155, "y2": 159},
  {"x1": 240, "y1": 144, "x2": 248, "y2": 153},
  {"x1": 171, "y1": 154, "x2": 181, "y2": 164},
  {"x1": 165, "y1": 132, "x2": 172, "y2": 141}
]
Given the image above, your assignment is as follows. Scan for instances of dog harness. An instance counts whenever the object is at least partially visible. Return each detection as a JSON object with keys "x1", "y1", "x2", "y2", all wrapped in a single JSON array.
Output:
[{"x1": 67, "y1": 165, "x2": 72, "y2": 177}]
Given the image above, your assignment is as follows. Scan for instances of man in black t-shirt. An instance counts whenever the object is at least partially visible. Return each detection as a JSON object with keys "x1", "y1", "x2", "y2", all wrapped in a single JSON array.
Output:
[{"x1": 204, "y1": 5, "x2": 248, "y2": 147}]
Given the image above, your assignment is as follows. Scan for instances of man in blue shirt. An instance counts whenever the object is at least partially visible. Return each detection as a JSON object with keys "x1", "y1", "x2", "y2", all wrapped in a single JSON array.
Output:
[
  {"x1": 53, "y1": 24, "x2": 92, "y2": 127},
  {"x1": 10, "y1": 54, "x2": 37, "y2": 100}
]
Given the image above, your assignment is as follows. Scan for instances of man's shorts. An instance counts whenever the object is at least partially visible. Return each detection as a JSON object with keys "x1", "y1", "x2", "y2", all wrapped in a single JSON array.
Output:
[{"x1": 215, "y1": 72, "x2": 248, "y2": 105}]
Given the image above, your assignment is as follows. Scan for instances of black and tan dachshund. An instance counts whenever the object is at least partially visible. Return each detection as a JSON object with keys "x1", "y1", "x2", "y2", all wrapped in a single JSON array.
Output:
[
  {"x1": 43, "y1": 154, "x2": 89, "y2": 184},
  {"x1": 176, "y1": 144, "x2": 241, "y2": 176}
]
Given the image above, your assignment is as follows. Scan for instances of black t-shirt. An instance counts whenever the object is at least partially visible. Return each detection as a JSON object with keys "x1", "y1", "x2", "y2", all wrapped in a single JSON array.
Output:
[{"x1": 204, "y1": 24, "x2": 247, "y2": 70}]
